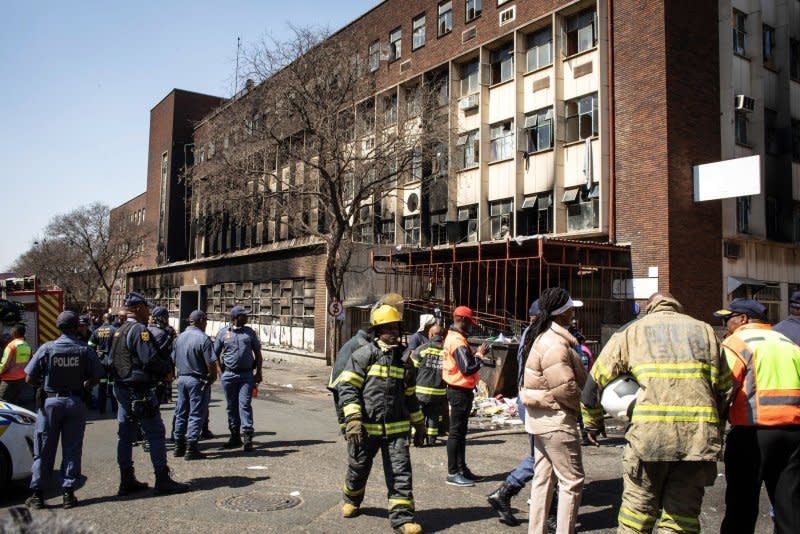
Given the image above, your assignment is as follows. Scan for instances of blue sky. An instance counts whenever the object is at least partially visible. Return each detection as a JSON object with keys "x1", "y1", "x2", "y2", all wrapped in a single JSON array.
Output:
[{"x1": 0, "y1": 0, "x2": 376, "y2": 270}]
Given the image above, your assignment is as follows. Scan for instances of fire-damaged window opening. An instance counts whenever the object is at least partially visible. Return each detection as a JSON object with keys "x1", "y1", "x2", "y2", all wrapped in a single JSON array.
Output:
[
  {"x1": 520, "y1": 192, "x2": 553, "y2": 235},
  {"x1": 404, "y1": 214, "x2": 421, "y2": 245},
  {"x1": 489, "y1": 198, "x2": 513, "y2": 240},
  {"x1": 564, "y1": 184, "x2": 599, "y2": 232},
  {"x1": 457, "y1": 204, "x2": 478, "y2": 243},
  {"x1": 430, "y1": 210, "x2": 448, "y2": 245}
]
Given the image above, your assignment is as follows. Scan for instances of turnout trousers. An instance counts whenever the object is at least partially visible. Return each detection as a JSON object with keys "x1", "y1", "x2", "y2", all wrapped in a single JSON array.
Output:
[
  {"x1": 342, "y1": 434, "x2": 415, "y2": 529},
  {"x1": 30, "y1": 395, "x2": 87, "y2": 490},
  {"x1": 419, "y1": 396, "x2": 446, "y2": 439},
  {"x1": 618, "y1": 445, "x2": 716, "y2": 534}
]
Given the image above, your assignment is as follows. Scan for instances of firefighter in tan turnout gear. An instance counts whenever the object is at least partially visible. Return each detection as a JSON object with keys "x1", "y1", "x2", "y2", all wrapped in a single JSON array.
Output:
[
  {"x1": 337, "y1": 304, "x2": 426, "y2": 534},
  {"x1": 581, "y1": 293, "x2": 733, "y2": 533}
]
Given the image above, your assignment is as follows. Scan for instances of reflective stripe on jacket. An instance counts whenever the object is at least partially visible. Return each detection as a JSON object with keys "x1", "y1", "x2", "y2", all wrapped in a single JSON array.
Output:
[
  {"x1": 411, "y1": 337, "x2": 446, "y2": 399},
  {"x1": 337, "y1": 342, "x2": 423, "y2": 437},
  {"x1": 442, "y1": 329, "x2": 479, "y2": 389},
  {"x1": 580, "y1": 295, "x2": 732, "y2": 462},
  {"x1": 723, "y1": 323, "x2": 800, "y2": 427},
  {"x1": 0, "y1": 338, "x2": 32, "y2": 381}
]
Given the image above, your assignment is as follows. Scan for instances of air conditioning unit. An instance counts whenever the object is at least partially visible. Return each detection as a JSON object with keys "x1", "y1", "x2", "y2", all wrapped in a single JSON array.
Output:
[
  {"x1": 723, "y1": 241, "x2": 740, "y2": 259},
  {"x1": 735, "y1": 94, "x2": 755, "y2": 112},
  {"x1": 459, "y1": 94, "x2": 479, "y2": 111},
  {"x1": 404, "y1": 191, "x2": 420, "y2": 214}
]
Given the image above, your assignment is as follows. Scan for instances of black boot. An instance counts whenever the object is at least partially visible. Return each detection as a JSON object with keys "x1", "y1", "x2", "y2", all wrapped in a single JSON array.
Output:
[
  {"x1": 486, "y1": 482, "x2": 521, "y2": 526},
  {"x1": 154, "y1": 467, "x2": 190, "y2": 494},
  {"x1": 184, "y1": 440, "x2": 207, "y2": 461},
  {"x1": 242, "y1": 430, "x2": 254, "y2": 452},
  {"x1": 25, "y1": 490, "x2": 44, "y2": 509},
  {"x1": 173, "y1": 438, "x2": 186, "y2": 458},
  {"x1": 222, "y1": 431, "x2": 242, "y2": 449},
  {"x1": 201, "y1": 420, "x2": 214, "y2": 440},
  {"x1": 62, "y1": 488, "x2": 78, "y2": 509},
  {"x1": 117, "y1": 467, "x2": 149, "y2": 496}
]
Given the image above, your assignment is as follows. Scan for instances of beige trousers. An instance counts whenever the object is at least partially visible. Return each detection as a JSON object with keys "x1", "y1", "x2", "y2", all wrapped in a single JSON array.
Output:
[{"x1": 529, "y1": 429, "x2": 585, "y2": 534}]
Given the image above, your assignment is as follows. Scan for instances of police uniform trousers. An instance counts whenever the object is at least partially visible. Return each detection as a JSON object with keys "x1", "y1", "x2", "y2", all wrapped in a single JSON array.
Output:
[
  {"x1": 97, "y1": 365, "x2": 117, "y2": 413},
  {"x1": 343, "y1": 435, "x2": 415, "y2": 528},
  {"x1": 174, "y1": 375, "x2": 210, "y2": 442},
  {"x1": 418, "y1": 395, "x2": 446, "y2": 439},
  {"x1": 618, "y1": 445, "x2": 716, "y2": 534},
  {"x1": 721, "y1": 425, "x2": 800, "y2": 534},
  {"x1": 0, "y1": 379, "x2": 25, "y2": 404},
  {"x1": 114, "y1": 384, "x2": 167, "y2": 471},
  {"x1": 221, "y1": 370, "x2": 254, "y2": 432},
  {"x1": 30, "y1": 395, "x2": 87, "y2": 490}
]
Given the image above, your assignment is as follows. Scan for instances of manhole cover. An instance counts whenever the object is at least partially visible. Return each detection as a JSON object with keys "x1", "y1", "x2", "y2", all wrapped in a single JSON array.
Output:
[{"x1": 217, "y1": 493, "x2": 302, "y2": 512}]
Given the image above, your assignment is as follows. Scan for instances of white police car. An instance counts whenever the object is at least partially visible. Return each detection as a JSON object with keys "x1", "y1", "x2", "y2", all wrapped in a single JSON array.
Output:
[{"x1": 0, "y1": 401, "x2": 36, "y2": 485}]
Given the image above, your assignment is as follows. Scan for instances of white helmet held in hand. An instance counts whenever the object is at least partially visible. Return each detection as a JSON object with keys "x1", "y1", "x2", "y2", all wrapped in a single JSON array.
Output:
[{"x1": 601, "y1": 375, "x2": 640, "y2": 418}]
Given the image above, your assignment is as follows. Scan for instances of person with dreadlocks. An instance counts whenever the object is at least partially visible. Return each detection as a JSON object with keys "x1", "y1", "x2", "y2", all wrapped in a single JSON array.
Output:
[{"x1": 519, "y1": 287, "x2": 587, "y2": 534}]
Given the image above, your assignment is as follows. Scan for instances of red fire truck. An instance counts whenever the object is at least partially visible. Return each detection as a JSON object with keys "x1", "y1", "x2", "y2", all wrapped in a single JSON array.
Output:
[{"x1": 0, "y1": 276, "x2": 63, "y2": 352}]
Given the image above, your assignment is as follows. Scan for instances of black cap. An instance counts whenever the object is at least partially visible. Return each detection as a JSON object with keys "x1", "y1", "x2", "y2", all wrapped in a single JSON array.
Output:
[
  {"x1": 790, "y1": 291, "x2": 800, "y2": 308},
  {"x1": 124, "y1": 292, "x2": 150, "y2": 307},
  {"x1": 56, "y1": 311, "x2": 79, "y2": 330},
  {"x1": 151, "y1": 306, "x2": 169, "y2": 319},
  {"x1": 714, "y1": 298, "x2": 768, "y2": 321},
  {"x1": 230, "y1": 306, "x2": 251, "y2": 318},
  {"x1": 188, "y1": 310, "x2": 206, "y2": 323}
]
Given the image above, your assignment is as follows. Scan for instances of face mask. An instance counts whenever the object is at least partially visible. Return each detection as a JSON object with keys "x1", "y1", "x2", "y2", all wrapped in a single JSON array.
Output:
[{"x1": 376, "y1": 339, "x2": 399, "y2": 352}]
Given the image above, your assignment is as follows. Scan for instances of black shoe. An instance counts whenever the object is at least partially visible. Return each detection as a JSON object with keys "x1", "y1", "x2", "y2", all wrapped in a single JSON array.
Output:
[
  {"x1": 184, "y1": 441, "x2": 207, "y2": 461},
  {"x1": 154, "y1": 467, "x2": 190, "y2": 494},
  {"x1": 242, "y1": 430, "x2": 254, "y2": 452},
  {"x1": 62, "y1": 488, "x2": 78, "y2": 509},
  {"x1": 201, "y1": 428, "x2": 214, "y2": 440},
  {"x1": 25, "y1": 490, "x2": 44, "y2": 509},
  {"x1": 487, "y1": 482, "x2": 520, "y2": 526},
  {"x1": 446, "y1": 473, "x2": 475, "y2": 487},
  {"x1": 462, "y1": 467, "x2": 483, "y2": 482},
  {"x1": 221, "y1": 432, "x2": 242, "y2": 449},
  {"x1": 118, "y1": 467, "x2": 149, "y2": 496},
  {"x1": 174, "y1": 439, "x2": 186, "y2": 458},
  {"x1": 547, "y1": 514, "x2": 558, "y2": 534}
]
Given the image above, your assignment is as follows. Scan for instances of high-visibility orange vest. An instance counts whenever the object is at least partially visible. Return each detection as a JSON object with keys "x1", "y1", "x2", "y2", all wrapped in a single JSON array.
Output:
[
  {"x1": 442, "y1": 329, "x2": 479, "y2": 389},
  {"x1": 0, "y1": 338, "x2": 32, "y2": 382},
  {"x1": 723, "y1": 323, "x2": 800, "y2": 427}
]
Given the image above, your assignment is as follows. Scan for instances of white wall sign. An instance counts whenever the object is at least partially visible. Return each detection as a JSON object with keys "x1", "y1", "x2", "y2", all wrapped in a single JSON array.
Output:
[{"x1": 693, "y1": 155, "x2": 761, "y2": 201}]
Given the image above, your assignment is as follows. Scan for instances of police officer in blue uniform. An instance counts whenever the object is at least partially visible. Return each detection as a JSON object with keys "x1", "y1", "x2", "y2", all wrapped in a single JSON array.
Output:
[
  {"x1": 88, "y1": 313, "x2": 118, "y2": 414},
  {"x1": 148, "y1": 306, "x2": 176, "y2": 405},
  {"x1": 172, "y1": 310, "x2": 218, "y2": 460},
  {"x1": 110, "y1": 292, "x2": 188, "y2": 496},
  {"x1": 214, "y1": 305, "x2": 262, "y2": 451},
  {"x1": 24, "y1": 311, "x2": 101, "y2": 509}
]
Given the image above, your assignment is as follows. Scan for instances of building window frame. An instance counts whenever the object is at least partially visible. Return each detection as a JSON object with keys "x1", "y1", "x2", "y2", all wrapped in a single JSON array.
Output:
[
  {"x1": 524, "y1": 107, "x2": 554, "y2": 153},
  {"x1": 565, "y1": 93, "x2": 598, "y2": 143},
  {"x1": 412, "y1": 13, "x2": 426, "y2": 50},
  {"x1": 520, "y1": 192, "x2": 553, "y2": 235},
  {"x1": 457, "y1": 129, "x2": 480, "y2": 169},
  {"x1": 384, "y1": 93, "x2": 398, "y2": 126},
  {"x1": 457, "y1": 204, "x2": 479, "y2": 242},
  {"x1": 490, "y1": 44, "x2": 514, "y2": 85},
  {"x1": 526, "y1": 27, "x2": 552, "y2": 72},
  {"x1": 404, "y1": 214, "x2": 421, "y2": 245},
  {"x1": 438, "y1": 1, "x2": 453, "y2": 37},
  {"x1": 763, "y1": 24, "x2": 776, "y2": 68},
  {"x1": 489, "y1": 198, "x2": 514, "y2": 240},
  {"x1": 735, "y1": 110, "x2": 749, "y2": 146},
  {"x1": 429, "y1": 210, "x2": 448, "y2": 246},
  {"x1": 465, "y1": 0, "x2": 481, "y2": 22},
  {"x1": 388, "y1": 27, "x2": 402, "y2": 62},
  {"x1": 368, "y1": 40, "x2": 380, "y2": 72},
  {"x1": 564, "y1": 7, "x2": 597, "y2": 57},
  {"x1": 460, "y1": 60, "x2": 480, "y2": 96},
  {"x1": 733, "y1": 9, "x2": 747, "y2": 56},
  {"x1": 489, "y1": 120, "x2": 515, "y2": 162}
]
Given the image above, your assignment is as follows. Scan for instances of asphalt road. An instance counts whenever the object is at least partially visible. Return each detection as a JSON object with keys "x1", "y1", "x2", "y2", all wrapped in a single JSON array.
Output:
[{"x1": 0, "y1": 362, "x2": 776, "y2": 533}]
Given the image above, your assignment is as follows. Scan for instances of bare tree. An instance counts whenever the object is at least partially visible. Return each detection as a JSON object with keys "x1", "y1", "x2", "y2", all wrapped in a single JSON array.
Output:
[
  {"x1": 14, "y1": 203, "x2": 153, "y2": 310},
  {"x1": 188, "y1": 26, "x2": 452, "y2": 359}
]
